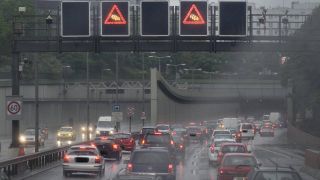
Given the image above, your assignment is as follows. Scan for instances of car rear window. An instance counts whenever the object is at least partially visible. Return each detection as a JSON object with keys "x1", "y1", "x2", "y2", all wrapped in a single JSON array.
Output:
[
  {"x1": 255, "y1": 172, "x2": 301, "y2": 180},
  {"x1": 214, "y1": 141, "x2": 232, "y2": 147},
  {"x1": 145, "y1": 134, "x2": 170, "y2": 144},
  {"x1": 242, "y1": 124, "x2": 253, "y2": 129},
  {"x1": 215, "y1": 134, "x2": 233, "y2": 139},
  {"x1": 142, "y1": 128, "x2": 155, "y2": 134},
  {"x1": 132, "y1": 151, "x2": 169, "y2": 164},
  {"x1": 187, "y1": 127, "x2": 201, "y2": 133},
  {"x1": 214, "y1": 131, "x2": 230, "y2": 135},
  {"x1": 157, "y1": 125, "x2": 169, "y2": 130},
  {"x1": 222, "y1": 145, "x2": 246, "y2": 153},
  {"x1": 222, "y1": 155, "x2": 257, "y2": 166},
  {"x1": 113, "y1": 134, "x2": 130, "y2": 139},
  {"x1": 68, "y1": 150, "x2": 97, "y2": 156}
]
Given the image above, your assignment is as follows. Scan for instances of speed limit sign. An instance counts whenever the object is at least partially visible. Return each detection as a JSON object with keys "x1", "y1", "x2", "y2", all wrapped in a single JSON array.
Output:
[{"x1": 6, "y1": 96, "x2": 23, "y2": 120}]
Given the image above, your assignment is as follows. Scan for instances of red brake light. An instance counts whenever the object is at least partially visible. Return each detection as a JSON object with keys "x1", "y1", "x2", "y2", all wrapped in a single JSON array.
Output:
[
  {"x1": 219, "y1": 169, "x2": 224, "y2": 175},
  {"x1": 130, "y1": 138, "x2": 134, "y2": 143},
  {"x1": 141, "y1": 139, "x2": 145, "y2": 145},
  {"x1": 210, "y1": 144, "x2": 215, "y2": 153},
  {"x1": 101, "y1": 136, "x2": 108, "y2": 140},
  {"x1": 154, "y1": 132, "x2": 162, "y2": 135},
  {"x1": 179, "y1": 144, "x2": 183, "y2": 149},
  {"x1": 95, "y1": 156, "x2": 101, "y2": 163},
  {"x1": 63, "y1": 155, "x2": 70, "y2": 163},
  {"x1": 170, "y1": 140, "x2": 174, "y2": 145},
  {"x1": 91, "y1": 143, "x2": 96, "y2": 148},
  {"x1": 127, "y1": 163, "x2": 133, "y2": 171},
  {"x1": 172, "y1": 131, "x2": 176, "y2": 135},
  {"x1": 113, "y1": 144, "x2": 119, "y2": 150},
  {"x1": 168, "y1": 164, "x2": 173, "y2": 173}
]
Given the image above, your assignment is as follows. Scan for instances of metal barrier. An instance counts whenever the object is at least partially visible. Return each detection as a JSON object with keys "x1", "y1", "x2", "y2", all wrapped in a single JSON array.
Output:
[{"x1": 0, "y1": 141, "x2": 90, "y2": 177}]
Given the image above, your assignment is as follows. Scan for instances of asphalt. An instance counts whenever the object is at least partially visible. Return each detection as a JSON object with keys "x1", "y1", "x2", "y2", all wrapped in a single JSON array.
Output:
[{"x1": 20, "y1": 128, "x2": 317, "y2": 180}]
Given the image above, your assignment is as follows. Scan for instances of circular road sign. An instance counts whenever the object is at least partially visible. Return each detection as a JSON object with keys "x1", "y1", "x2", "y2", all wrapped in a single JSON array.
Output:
[{"x1": 7, "y1": 101, "x2": 21, "y2": 115}]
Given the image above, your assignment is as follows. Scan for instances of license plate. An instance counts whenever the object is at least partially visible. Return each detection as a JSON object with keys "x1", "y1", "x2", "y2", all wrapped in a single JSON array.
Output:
[{"x1": 233, "y1": 177, "x2": 246, "y2": 180}]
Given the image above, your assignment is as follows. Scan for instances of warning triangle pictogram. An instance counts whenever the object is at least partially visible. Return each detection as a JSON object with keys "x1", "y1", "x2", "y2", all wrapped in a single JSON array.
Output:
[
  {"x1": 104, "y1": 4, "x2": 127, "y2": 25},
  {"x1": 183, "y1": 4, "x2": 205, "y2": 25}
]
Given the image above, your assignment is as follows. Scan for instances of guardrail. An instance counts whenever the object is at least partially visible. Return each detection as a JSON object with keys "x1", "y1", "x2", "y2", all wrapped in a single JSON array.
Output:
[{"x1": 0, "y1": 141, "x2": 90, "y2": 177}]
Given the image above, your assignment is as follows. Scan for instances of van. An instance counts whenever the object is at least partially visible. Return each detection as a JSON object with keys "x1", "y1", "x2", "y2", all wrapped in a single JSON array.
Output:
[{"x1": 96, "y1": 116, "x2": 116, "y2": 136}]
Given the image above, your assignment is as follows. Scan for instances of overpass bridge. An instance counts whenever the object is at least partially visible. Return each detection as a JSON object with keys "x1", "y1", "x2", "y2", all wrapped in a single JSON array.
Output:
[{"x1": 0, "y1": 72, "x2": 287, "y2": 136}]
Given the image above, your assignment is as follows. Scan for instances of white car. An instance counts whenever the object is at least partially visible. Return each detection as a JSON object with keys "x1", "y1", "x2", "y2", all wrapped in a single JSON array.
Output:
[
  {"x1": 63, "y1": 145, "x2": 105, "y2": 177},
  {"x1": 211, "y1": 129, "x2": 231, "y2": 141},
  {"x1": 156, "y1": 124, "x2": 171, "y2": 133},
  {"x1": 19, "y1": 129, "x2": 45, "y2": 146},
  {"x1": 208, "y1": 138, "x2": 235, "y2": 166},
  {"x1": 239, "y1": 123, "x2": 255, "y2": 140}
]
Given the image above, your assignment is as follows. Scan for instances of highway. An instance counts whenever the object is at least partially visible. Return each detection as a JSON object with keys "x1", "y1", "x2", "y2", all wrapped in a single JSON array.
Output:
[{"x1": 23, "y1": 128, "x2": 316, "y2": 180}]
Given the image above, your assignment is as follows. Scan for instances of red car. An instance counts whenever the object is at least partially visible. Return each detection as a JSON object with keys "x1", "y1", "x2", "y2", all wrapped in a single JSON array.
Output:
[
  {"x1": 217, "y1": 143, "x2": 248, "y2": 164},
  {"x1": 217, "y1": 153, "x2": 259, "y2": 180},
  {"x1": 112, "y1": 132, "x2": 136, "y2": 151}
]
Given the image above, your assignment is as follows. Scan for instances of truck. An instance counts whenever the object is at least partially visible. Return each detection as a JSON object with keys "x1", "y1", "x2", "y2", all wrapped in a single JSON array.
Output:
[
  {"x1": 269, "y1": 112, "x2": 281, "y2": 127},
  {"x1": 95, "y1": 116, "x2": 116, "y2": 136},
  {"x1": 222, "y1": 118, "x2": 239, "y2": 130}
]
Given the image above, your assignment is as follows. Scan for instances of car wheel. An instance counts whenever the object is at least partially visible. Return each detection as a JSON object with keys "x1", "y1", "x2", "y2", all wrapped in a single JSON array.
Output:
[{"x1": 63, "y1": 170, "x2": 69, "y2": 177}]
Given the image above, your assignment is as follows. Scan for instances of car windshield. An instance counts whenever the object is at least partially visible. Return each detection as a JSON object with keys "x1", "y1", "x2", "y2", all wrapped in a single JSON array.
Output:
[
  {"x1": 97, "y1": 121, "x2": 113, "y2": 127},
  {"x1": 132, "y1": 151, "x2": 169, "y2": 164},
  {"x1": 255, "y1": 172, "x2": 301, "y2": 180},
  {"x1": 60, "y1": 127, "x2": 72, "y2": 131},
  {"x1": 24, "y1": 129, "x2": 35, "y2": 135},
  {"x1": 222, "y1": 145, "x2": 246, "y2": 153},
  {"x1": 222, "y1": 155, "x2": 257, "y2": 167},
  {"x1": 145, "y1": 134, "x2": 170, "y2": 144},
  {"x1": 215, "y1": 134, "x2": 233, "y2": 139}
]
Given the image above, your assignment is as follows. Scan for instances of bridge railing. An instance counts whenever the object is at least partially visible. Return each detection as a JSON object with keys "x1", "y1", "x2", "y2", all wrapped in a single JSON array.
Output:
[{"x1": 0, "y1": 141, "x2": 90, "y2": 178}]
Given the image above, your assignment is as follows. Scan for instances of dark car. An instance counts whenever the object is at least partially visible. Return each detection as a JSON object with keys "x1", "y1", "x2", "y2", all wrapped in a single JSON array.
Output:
[
  {"x1": 139, "y1": 126, "x2": 156, "y2": 144},
  {"x1": 141, "y1": 132, "x2": 176, "y2": 161},
  {"x1": 185, "y1": 126, "x2": 204, "y2": 143},
  {"x1": 93, "y1": 136, "x2": 122, "y2": 160},
  {"x1": 172, "y1": 135, "x2": 185, "y2": 157},
  {"x1": 247, "y1": 167, "x2": 302, "y2": 180},
  {"x1": 127, "y1": 148, "x2": 176, "y2": 180},
  {"x1": 112, "y1": 132, "x2": 136, "y2": 151}
]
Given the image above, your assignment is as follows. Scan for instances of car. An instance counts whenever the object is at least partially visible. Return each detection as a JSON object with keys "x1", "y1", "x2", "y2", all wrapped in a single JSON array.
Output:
[
  {"x1": 139, "y1": 126, "x2": 156, "y2": 144},
  {"x1": 80, "y1": 125, "x2": 94, "y2": 139},
  {"x1": 62, "y1": 145, "x2": 105, "y2": 177},
  {"x1": 141, "y1": 131, "x2": 176, "y2": 162},
  {"x1": 170, "y1": 124, "x2": 185, "y2": 131},
  {"x1": 19, "y1": 128, "x2": 45, "y2": 146},
  {"x1": 253, "y1": 122, "x2": 262, "y2": 134},
  {"x1": 217, "y1": 143, "x2": 249, "y2": 164},
  {"x1": 238, "y1": 123, "x2": 255, "y2": 140},
  {"x1": 185, "y1": 126, "x2": 204, "y2": 143},
  {"x1": 211, "y1": 129, "x2": 231, "y2": 141},
  {"x1": 208, "y1": 139, "x2": 235, "y2": 166},
  {"x1": 156, "y1": 124, "x2": 171, "y2": 133},
  {"x1": 259, "y1": 125, "x2": 274, "y2": 137},
  {"x1": 57, "y1": 126, "x2": 76, "y2": 141},
  {"x1": 171, "y1": 127, "x2": 187, "y2": 138},
  {"x1": 93, "y1": 136, "x2": 122, "y2": 160},
  {"x1": 217, "y1": 153, "x2": 259, "y2": 180},
  {"x1": 126, "y1": 148, "x2": 176, "y2": 180},
  {"x1": 41, "y1": 127, "x2": 49, "y2": 139},
  {"x1": 214, "y1": 134, "x2": 234, "y2": 141},
  {"x1": 205, "y1": 121, "x2": 218, "y2": 137},
  {"x1": 112, "y1": 132, "x2": 136, "y2": 151},
  {"x1": 247, "y1": 166, "x2": 302, "y2": 180}
]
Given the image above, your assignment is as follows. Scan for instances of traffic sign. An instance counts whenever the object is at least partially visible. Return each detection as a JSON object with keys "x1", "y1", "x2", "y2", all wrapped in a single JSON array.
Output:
[
  {"x1": 112, "y1": 104, "x2": 120, "y2": 112},
  {"x1": 112, "y1": 112, "x2": 123, "y2": 122},
  {"x1": 141, "y1": 111, "x2": 146, "y2": 120},
  {"x1": 219, "y1": 1, "x2": 247, "y2": 36},
  {"x1": 141, "y1": 1, "x2": 169, "y2": 36},
  {"x1": 180, "y1": 1, "x2": 208, "y2": 36},
  {"x1": 127, "y1": 107, "x2": 135, "y2": 116},
  {"x1": 6, "y1": 96, "x2": 23, "y2": 120},
  {"x1": 61, "y1": 1, "x2": 90, "y2": 37},
  {"x1": 101, "y1": 1, "x2": 130, "y2": 36}
]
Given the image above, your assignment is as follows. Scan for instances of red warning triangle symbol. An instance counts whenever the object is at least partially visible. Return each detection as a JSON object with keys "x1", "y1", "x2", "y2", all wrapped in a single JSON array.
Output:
[
  {"x1": 104, "y1": 4, "x2": 127, "y2": 25},
  {"x1": 183, "y1": 4, "x2": 205, "y2": 25}
]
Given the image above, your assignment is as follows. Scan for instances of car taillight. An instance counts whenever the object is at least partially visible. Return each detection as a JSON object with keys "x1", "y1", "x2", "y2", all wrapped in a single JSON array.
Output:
[
  {"x1": 218, "y1": 152, "x2": 223, "y2": 158},
  {"x1": 172, "y1": 131, "x2": 176, "y2": 135},
  {"x1": 95, "y1": 156, "x2": 101, "y2": 163},
  {"x1": 218, "y1": 168, "x2": 224, "y2": 175},
  {"x1": 63, "y1": 155, "x2": 70, "y2": 163},
  {"x1": 130, "y1": 138, "x2": 134, "y2": 143},
  {"x1": 127, "y1": 163, "x2": 133, "y2": 172},
  {"x1": 141, "y1": 139, "x2": 145, "y2": 145},
  {"x1": 179, "y1": 144, "x2": 183, "y2": 149},
  {"x1": 168, "y1": 164, "x2": 173, "y2": 173},
  {"x1": 170, "y1": 140, "x2": 174, "y2": 145},
  {"x1": 113, "y1": 144, "x2": 119, "y2": 150},
  {"x1": 210, "y1": 144, "x2": 215, "y2": 153}
]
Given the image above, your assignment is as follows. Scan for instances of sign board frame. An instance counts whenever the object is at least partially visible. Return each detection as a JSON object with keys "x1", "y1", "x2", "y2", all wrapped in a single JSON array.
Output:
[
  {"x1": 218, "y1": 0, "x2": 247, "y2": 37},
  {"x1": 140, "y1": 0, "x2": 170, "y2": 36},
  {"x1": 112, "y1": 104, "x2": 120, "y2": 112},
  {"x1": 179, "y1": 0, "x2": 209, "y2": 36},
  {"x1": 100, "y1": 1, "x2": 130, "y2": 37},
  {"x1": 112, "y1": 112, "x2": 123, "y2": 122},
  {"x1": 6, "y1": 96, "x2": 23, "y2": 120},
  {"x1": 61, "y1": 1, "x2": 91, "y2": 37}
]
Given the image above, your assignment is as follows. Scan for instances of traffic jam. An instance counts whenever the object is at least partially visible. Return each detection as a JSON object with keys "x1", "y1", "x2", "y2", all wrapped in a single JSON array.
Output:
[{"x1": 36, "y1": 112, "x2": 304, "y2": 180}]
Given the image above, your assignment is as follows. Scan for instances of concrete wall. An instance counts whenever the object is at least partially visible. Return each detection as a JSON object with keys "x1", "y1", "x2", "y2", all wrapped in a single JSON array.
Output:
[{"x1": 287, "y1": 122, "x2": 320, "y2": 148}]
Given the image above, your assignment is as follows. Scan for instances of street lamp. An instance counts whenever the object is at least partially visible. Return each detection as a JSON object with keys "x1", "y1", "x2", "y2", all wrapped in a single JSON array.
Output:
[
  {"x1": 166, "y1": 63, "x2": 186, "y2": 82},
  {"x1": 148, "y1": 55, "x2": 171, "y2": 73},
  {"x1": 184, "y1": 68, "x2": 202, "y2": 89}
]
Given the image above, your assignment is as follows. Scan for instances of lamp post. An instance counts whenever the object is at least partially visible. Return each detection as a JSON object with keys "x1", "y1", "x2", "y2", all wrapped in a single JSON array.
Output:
[
  {"x1": 166, "y1": 63, "x2": 186, "y2": 82},
  {"x1": 86, "y1": 52, "x2": 90, "y2": 141},
  {"x1": 184, "y1": 68, "x2": 202, "y2": 89},
  {"x1": 148, "y1": 55, "x2": 171, "y2": 73}
]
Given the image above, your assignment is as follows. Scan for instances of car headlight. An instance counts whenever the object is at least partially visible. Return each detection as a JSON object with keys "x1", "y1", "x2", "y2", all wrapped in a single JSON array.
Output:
[
  {"x1": 19, "y1": 135, "x2": 26, "y2": 143},
  {"x1": 68, "y1": 133, "x2": 72, "y2": 137},
  {"x1": 57, "y1": 132, "x2": 61, "y2": 136},
  {"x1": 89, "y1": 127, "x2": 93, "y2": 132},
  {"x1": 81, "y1": 127, "x2": 86, "y2": 131},
  {"x1": 109, "y1": 130, "x2": 114, "y2": 134},
  {"x1": 96, "y1": 130, "x2": 100, "y2": 134}
]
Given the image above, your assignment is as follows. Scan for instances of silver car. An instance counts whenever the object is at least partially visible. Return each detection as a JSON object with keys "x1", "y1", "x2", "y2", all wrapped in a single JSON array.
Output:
[{"x1": 63, "y1": 145, "x2": 105, "y2": 177}]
